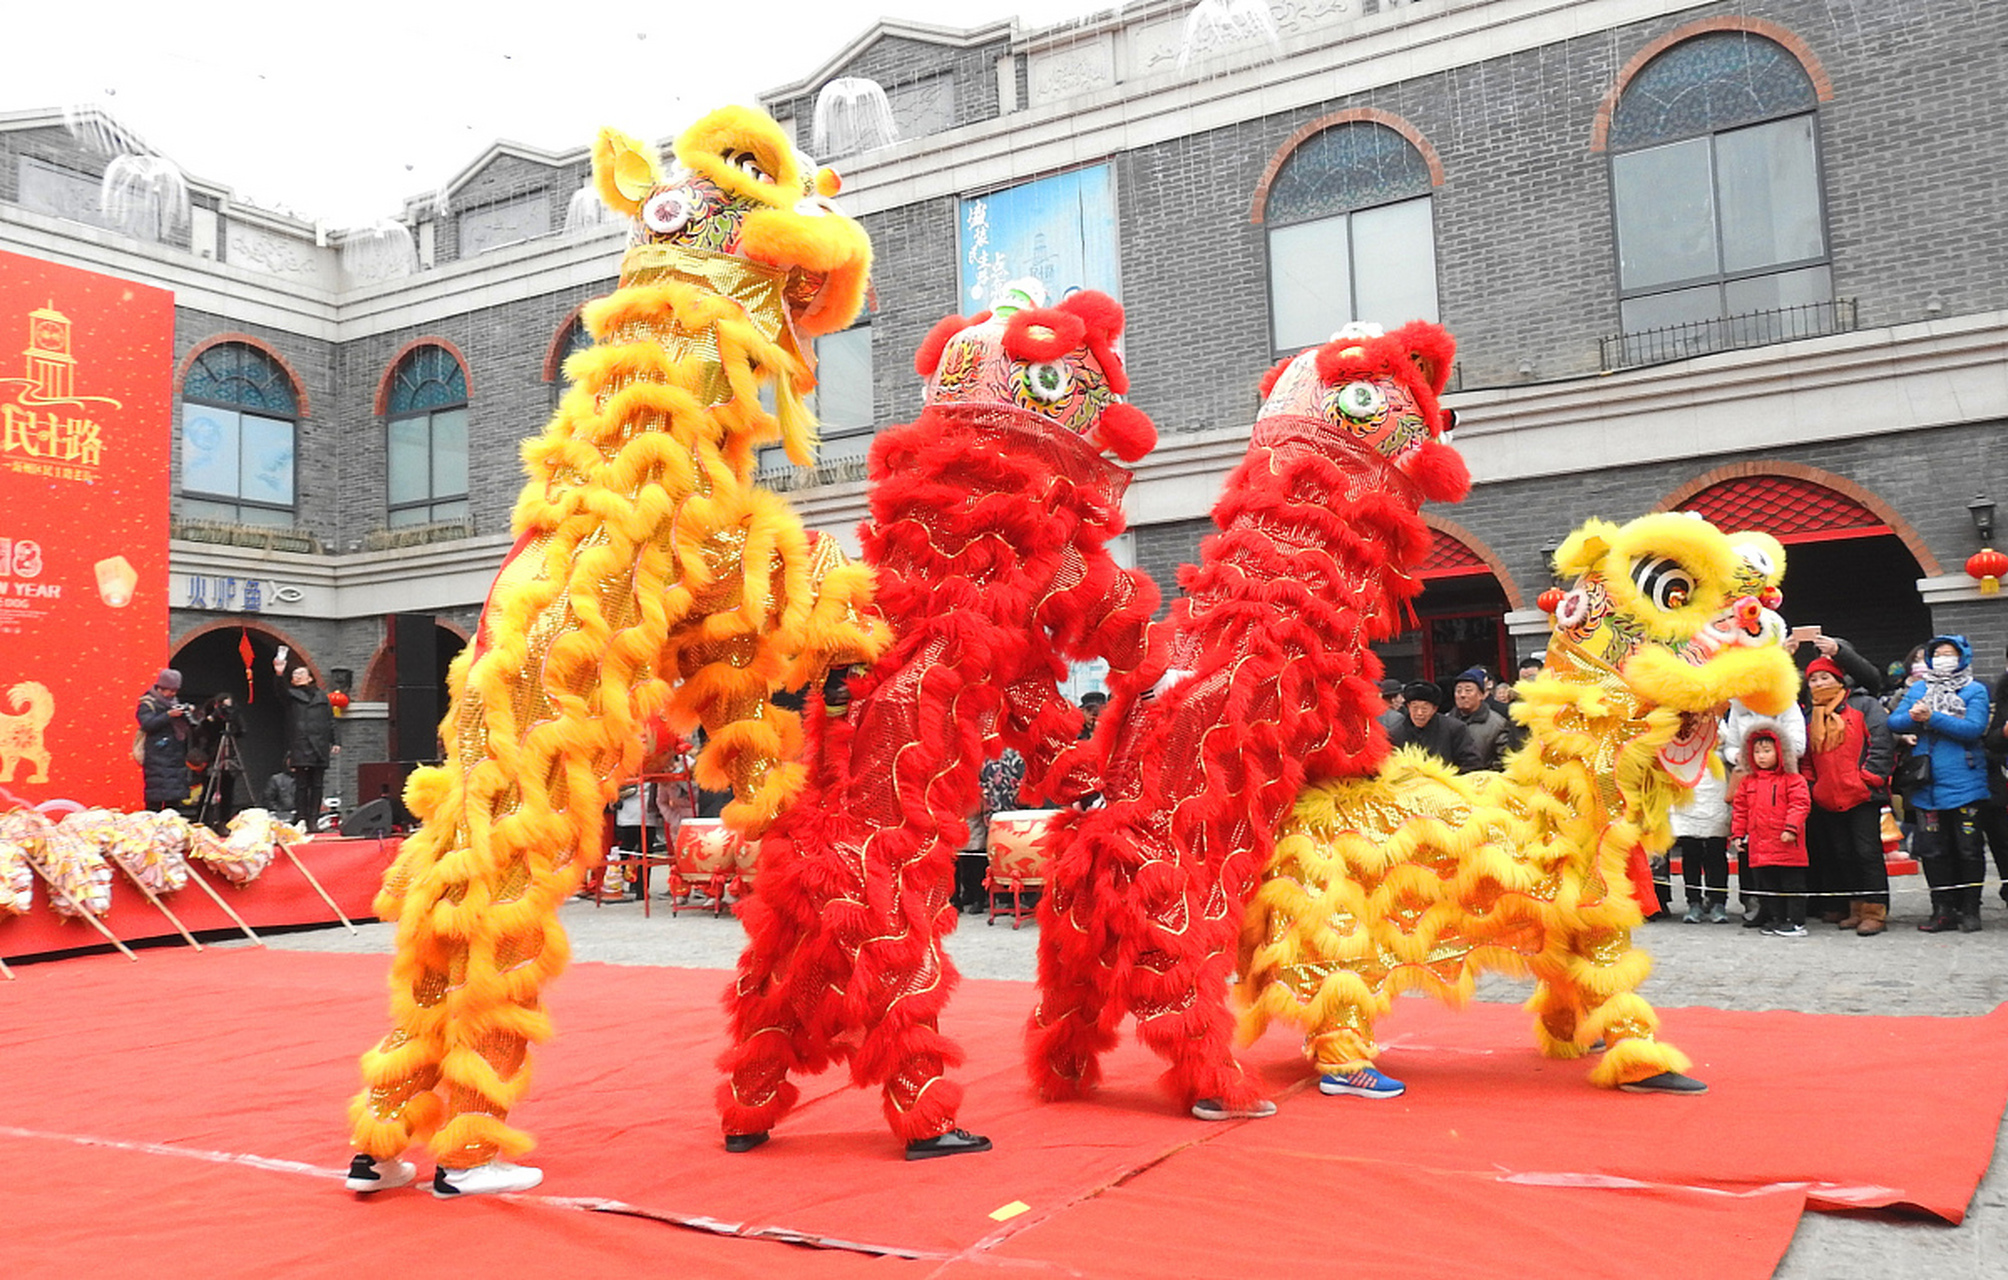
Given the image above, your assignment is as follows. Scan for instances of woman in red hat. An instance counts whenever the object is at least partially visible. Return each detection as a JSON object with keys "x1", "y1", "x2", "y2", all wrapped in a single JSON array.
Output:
[{"x1": 1800, "y1": 656, "x2": 1894, "y2": 934}]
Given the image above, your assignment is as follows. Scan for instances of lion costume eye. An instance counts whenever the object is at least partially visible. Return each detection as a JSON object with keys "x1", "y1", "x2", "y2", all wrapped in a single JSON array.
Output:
[
  {"x1": 1022, "y1": 361, "x2": 1073, "y2": 403},
  {"x1": 1630, "y1": 556, "x2": 1695, "y2": 611},
  {"x1": 724, "y1": 150, "x2": 773, "y2": 184},
  {"x1": 1333, "y1": 381, "x2": 1388, "y2": 423},
  {"x1": 641, "y1": 188, "x2": 694, "y2": 234}
]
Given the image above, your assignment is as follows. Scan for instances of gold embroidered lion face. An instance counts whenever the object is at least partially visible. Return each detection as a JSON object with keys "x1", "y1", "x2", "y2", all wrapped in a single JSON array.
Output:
[
  {"x1": 592, "y1": 106, "x2": 871, "y2": 336},
  {"x1": 1549, "y1": 512, "x2": 1797, "y2": 786}
]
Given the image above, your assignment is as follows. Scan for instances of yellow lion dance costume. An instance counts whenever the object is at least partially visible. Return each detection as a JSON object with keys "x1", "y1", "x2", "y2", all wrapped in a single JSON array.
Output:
[
  {"x1": 346, "y1": 106, "x2": 885, "y2": 1198},
  {"x1": 1239, "y1": 514, "x2": 1798, "y2": 1095}
]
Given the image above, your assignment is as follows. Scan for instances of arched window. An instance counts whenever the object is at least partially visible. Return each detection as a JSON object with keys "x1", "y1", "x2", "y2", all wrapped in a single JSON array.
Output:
[
  {"x1": 180, "y1": 342, "x2": 299, "y2": 527},
  {"x1": 385, "y1": 344, "x2": 469, "y2": 528},
  {"x1": 1265, "y1": 121, "x2": 1439, "y2": 352},
  {"x1": 549, "y1": 316, "x2": 592, "y2": 409},
  {"x1": 1609, "y1": 32, "x2": 1829, "y2": 341}
]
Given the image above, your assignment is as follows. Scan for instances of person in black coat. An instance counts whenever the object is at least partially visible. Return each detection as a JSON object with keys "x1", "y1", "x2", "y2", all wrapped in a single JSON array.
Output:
[
  {"x1": 135, "y1": 667, "x2": 192, "y2": 810},
  {"x1": 1980, "y1": 643, "x2": 2008, "y2": 909},
  {"x1": 1386, "y1": 680, "x2": 1482, "y2": 772},
  {"x1": 274, "y1": 646, "x2": 338, "y2": 832}
]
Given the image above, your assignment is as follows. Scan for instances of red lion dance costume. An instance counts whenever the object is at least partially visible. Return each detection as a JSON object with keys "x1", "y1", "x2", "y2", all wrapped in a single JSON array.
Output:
[
  {"x1": 720, "y1": 282, "x2": 1160, "y2": 1157},
  {"x1": 1028, "y1": 322, "x2": 1469, "y2": 1117}
]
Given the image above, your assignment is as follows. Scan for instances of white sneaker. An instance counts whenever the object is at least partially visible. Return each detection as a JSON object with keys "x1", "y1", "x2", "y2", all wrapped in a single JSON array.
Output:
[
  {"x1": 1189, "y1": 1097, "x2": 1279, "y2": 1121},
  {"x1": 345, "y1": 1153, "x2": 416, "y2": 1193},
  {"x1": 431, "y1": 1160, "x2": 544, "y2": 1198}
]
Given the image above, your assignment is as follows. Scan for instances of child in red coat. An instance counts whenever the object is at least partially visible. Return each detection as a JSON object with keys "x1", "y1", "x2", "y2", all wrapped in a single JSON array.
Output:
[{"x1": 1732, "y1": 725, "x2": 1813, "y2": 937}]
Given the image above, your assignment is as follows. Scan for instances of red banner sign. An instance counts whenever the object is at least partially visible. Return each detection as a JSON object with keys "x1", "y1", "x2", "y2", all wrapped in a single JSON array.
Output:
[{"x1": 0, "y1": 249, "x2": 173, "y2": 811}]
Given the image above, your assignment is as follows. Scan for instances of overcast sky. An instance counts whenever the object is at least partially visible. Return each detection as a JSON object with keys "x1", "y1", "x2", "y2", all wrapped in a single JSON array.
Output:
[{"x1": 8, "y1": 0, "x2": 1115, "y2": 227}]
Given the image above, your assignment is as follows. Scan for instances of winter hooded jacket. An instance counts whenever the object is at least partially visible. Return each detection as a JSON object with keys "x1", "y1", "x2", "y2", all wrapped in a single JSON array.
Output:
[
  {"x1": 1730, "y1": 725, "x2": 1810, "y2": 868},
  {"x1": 1801, "y1": 690, "x2": 1893, "y2": 812},
  {"x1": 1890, "y1": 634, "x2": 1992, "y2": 811}
]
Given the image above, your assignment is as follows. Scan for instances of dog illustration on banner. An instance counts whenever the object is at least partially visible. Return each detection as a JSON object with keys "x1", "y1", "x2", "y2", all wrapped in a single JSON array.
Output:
[{"x1": 0, "y1": 681, "x2": 54, "y2": 784}]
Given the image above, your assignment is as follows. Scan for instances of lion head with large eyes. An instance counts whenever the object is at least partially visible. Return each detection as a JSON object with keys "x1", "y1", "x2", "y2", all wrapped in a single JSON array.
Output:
[
  {"x1": 1547, "y1": 512, "x2": 1798, "y2": 786},
  {"x1": 1253, "y1": 320, "x2": 1468, "y2": 504},
  {"x1": 591, "y1": 105, "x2": 871, "y2": 337},
  {"x1": 909, "y1": 280, "x2": 1157, "y2": 463}
]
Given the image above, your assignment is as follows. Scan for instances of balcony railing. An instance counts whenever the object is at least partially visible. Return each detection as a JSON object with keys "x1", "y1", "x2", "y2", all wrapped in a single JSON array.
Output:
[
  {"x1": 1600, "y1": 298, "x2": 1857, "y2": 372},
  {"x1": 171, "y1": 517, "x2": 322, "y2": 555}
]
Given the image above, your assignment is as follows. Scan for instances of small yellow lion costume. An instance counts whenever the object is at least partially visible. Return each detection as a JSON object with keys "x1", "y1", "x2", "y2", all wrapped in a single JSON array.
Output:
[
  {"x1": 348, "y1": 107, "x2": 886, "y2": 1177},
  {"x1": 1239, "y1": 514, "x2": 1799, "y2": 1092}
]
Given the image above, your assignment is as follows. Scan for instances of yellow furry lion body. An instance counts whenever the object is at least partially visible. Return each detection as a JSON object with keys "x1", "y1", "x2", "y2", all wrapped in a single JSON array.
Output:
[{"x1": 349, "y1": 107, "x2": 884, "y2": 1170}]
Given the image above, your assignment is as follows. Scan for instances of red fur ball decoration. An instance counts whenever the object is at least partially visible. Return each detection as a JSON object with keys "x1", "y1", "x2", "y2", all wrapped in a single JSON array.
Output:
[
  {"x1": 1004, "y1": 308, "x2": 1088, "y2": 363},
  {"x1": 1058, "y1": 291, "x2": 1129, "y2": 394},
  {"x1": 1406, "y1": 439, "x2": 1472, "y2": 504},
  {"x1": 1092, "y1": 402, "x2": 1157, "y2": 463}
]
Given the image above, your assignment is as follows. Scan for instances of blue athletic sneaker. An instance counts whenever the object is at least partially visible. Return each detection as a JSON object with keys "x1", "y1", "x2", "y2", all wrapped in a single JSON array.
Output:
[{"x1": 1319, "y1": 1066, "x2": 1406, "y2": 1099}]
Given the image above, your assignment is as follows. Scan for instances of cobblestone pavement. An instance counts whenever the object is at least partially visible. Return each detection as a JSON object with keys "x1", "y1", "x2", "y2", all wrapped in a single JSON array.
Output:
[{"x1": 271, "y1": 882, "x2": 2008, "y2": 1278}]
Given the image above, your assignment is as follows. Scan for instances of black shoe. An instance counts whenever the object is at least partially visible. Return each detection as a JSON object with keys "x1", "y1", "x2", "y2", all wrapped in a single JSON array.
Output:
[
  {"x1": 1919, "y1": 913, "x2": 1959, "y2": 933},
  {"x1": 1959, "y1": 914, "x2": 1983, "y2": 933},
  {"x1": 1619, "y1": 1071, "x2": 1708, "y2": 1095},
  {"x1": 1742, "y1": 914, "x2": 1767, "y2": 930},
  {"x1": 724, "y1": 1132, "x2": 769, "y2": 1153},
  {"x1": 905, "y1": 1128, "x2": 992, "y2": 1161}
]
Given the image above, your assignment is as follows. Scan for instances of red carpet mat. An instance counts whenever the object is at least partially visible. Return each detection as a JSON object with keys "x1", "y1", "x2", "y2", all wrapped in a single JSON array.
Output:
[
  {"x1": 0, "y1": 835, "x2": 396, "y2": 960},
  {"x1": 2, "y1": 948, "x2": 2001, "y2": 1278}
]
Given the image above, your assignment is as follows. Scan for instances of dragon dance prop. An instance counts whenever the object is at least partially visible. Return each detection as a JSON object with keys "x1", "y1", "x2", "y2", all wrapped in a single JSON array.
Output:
[
  {"x1": 1026, "y1": 321, "x2": 1471, "y2": 1115},
  {"x1": 1239, "y1": 515, "x2": 1798, "y2": 1091},
  {"x1": 719, "y1": 282, "x2": 1160, "y2": 1153},
  {"x1": 350, "y1": 106, "x2": 885, "y2": 1176}
]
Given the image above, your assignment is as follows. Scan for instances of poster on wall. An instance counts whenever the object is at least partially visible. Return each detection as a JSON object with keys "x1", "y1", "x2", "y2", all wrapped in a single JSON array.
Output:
[
  {"x1": 0, "y1": 249, "x2": 173, "y2": 811},
  {"x1": 958, "y1": 164, "x2": 1120, "y2": 309}
]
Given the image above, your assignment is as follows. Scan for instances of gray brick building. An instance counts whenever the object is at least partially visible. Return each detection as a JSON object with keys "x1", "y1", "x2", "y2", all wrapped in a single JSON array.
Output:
[{"x1": 2, "y1": 0, "x2": 2003, "y2": 816}]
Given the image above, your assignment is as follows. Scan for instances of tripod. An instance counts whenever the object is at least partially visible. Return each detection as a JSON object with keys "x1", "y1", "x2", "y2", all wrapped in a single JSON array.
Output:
[{"x1": 193, "y1": 724, "x2": 244, "y2": 832}]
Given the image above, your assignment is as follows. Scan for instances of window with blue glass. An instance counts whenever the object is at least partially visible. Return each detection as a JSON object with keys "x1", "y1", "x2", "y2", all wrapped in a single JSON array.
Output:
[
  {"x1": 1265, "y1": 121, "x2": 1439, "y2": 353},
  {"x1": 1610, "y1": 32, "x2": 1830, "y2": 336},
  {"x1": 180, "y1": 342, "x2": 299, "y2": 528},
  {"x1": 384, "y1": 344, "x2": 469, "y2": 528}
]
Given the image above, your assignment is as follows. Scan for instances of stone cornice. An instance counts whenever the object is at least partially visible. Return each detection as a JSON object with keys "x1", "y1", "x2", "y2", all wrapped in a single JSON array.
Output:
[
  {"x1": 823, "y1": 0, "x2": 1720, "y2": 217},
  {"x1": 1447, "y1": 310, "x2": 2008, "y2": 484}
]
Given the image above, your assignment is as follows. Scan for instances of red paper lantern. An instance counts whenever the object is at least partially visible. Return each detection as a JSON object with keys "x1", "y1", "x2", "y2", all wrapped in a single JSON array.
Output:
[
  {"x1": 1537, "y1": 587, "x2": 1566, "y2": 614},
  {"x1": 328, "y1": 689, "x2": 351, "y2": 716},
  {"x1": 1966, "y1": 548, "x2": 2008, "y2": 595}
]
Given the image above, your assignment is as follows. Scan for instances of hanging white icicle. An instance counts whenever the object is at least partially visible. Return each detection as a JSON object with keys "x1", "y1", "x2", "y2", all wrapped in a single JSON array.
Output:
[
  {"x1": 100, "y1": 154, "x2": 191, "y2": 242},
  {"x1": 339, "y1": 221, "x2": 417, "y2": 283},
  {"x1": 1176, "y1": 0, "x2": 1284, "y2": 71},
  {"x1": 562, "y1": 183, "x2": 622, "y2": 236},
  {"x1": 812, "y1": 78, "x2": 900, "y2": 158}
]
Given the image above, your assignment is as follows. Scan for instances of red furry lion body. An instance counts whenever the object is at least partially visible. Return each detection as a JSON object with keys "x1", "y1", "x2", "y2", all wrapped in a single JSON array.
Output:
[
  {"x1": 720, "y1": 292, "x2": 1160, "y2": 1145},
  {"x1": 1028, "y1": 322, "x2": 1470, "y2": 1112}
]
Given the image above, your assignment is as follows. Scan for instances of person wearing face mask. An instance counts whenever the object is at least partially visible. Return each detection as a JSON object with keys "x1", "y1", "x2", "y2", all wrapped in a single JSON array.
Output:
[{"x1": 1891, "y1": 636, "x2": 1992, "y2": 932}]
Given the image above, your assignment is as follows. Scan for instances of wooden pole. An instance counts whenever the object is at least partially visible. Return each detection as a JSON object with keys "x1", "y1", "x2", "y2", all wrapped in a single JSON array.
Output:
[
  {"x1": 114, "y1": 861, "x2": 202, "y2": 951},
  {"x1": 25, "y1": 859, "x2": 138, "y2": 961},
  {"x1": 279, "y1": 841, "x2": 357, "y2": 934},
  {"x1": 182, "y1": 861, "x2": 263, "y2": 946}
]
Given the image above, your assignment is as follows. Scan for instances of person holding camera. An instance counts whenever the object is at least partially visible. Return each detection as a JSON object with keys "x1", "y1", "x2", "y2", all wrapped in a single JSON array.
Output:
[
  {"x1": 136, "y1": 668, "x2": 194, "y2": 811},
  {"x1": 274, "y1": 646, "x2": 338, "y2": 833},
  {"x1": 187, "y1": 692, "x2": 247, "y2": 828}
]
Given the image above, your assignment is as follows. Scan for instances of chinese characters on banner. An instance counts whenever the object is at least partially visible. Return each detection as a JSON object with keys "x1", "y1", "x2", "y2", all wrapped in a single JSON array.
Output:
[
  {"x1": 0, "y1": 249, "x2": 173, "y2": 810},
  {"x1": 957, "y1": 165, "x2": 1120, "y2": 309}
]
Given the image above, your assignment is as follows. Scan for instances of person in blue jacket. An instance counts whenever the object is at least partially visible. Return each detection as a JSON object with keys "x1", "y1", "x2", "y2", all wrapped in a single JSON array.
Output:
[{"x1": 1892, "y1": 635, "x2": 1993, "y2": 932}]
